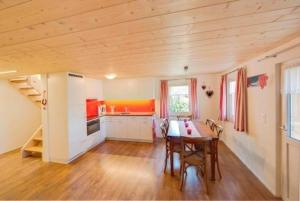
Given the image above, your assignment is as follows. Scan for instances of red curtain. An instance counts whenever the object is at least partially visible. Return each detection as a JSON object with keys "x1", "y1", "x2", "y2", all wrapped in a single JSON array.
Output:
[
  {"x1": 190, "y1": 78, "x2": 199, "y2": 119},
  {"x1": 234, "y1": 68, "x2": 248, "y2": 132},
  {"x1": 219, "y1": 75, "x2": 227, "y2": 121},
  {"x1": 160, "y1": 80, "x2": 169, "y2": 118}
]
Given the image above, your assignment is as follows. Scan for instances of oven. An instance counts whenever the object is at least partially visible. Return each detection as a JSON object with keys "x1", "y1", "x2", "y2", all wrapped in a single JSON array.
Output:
[
  {"x1": 86, "y1": 99, "x2": 100, "y2": 135},
  {"x1": 87, "y1": 117, "x2": 100, "y2": 136}
]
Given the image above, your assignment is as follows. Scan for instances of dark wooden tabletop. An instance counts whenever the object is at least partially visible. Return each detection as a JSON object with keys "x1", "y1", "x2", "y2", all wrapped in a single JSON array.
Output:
[{"x1": 167, "y1": 120, "x2": 217, "y2": 139}]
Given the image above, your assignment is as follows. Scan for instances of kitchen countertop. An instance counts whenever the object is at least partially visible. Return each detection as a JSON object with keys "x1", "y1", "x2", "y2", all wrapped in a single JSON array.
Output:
[{"x1": 99, "y1": 112, "x2": 155, "y2": 117}]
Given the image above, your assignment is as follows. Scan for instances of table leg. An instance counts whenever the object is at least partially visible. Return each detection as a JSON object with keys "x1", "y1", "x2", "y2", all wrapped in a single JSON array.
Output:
[
  {"x1": 170, "y1": 139, "x2": 174, "y2": 176},
  {"x1": 210, "y1": 140, "x2": 216, "y2": 181}
]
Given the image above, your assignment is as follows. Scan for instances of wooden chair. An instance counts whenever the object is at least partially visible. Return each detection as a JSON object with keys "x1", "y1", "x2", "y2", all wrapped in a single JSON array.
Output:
[
  {"x1": 162, "y1": 118, "x2": 169, "y2": 132},
  {"x1": 213, "y1": 124, "x2": 224, "y2": 179},
  {"x1": 160, "y1": 120, "x2": 181, "y2": 173},
  {"x1": 195, "y1": 122, "x2": 223, "y2": 179},
  {"x1": 180, "y1": 137, "x2": 209, "y2": 194},
  {"x1": 205, "y1": 118, "x2": 216, "y2": 131}
]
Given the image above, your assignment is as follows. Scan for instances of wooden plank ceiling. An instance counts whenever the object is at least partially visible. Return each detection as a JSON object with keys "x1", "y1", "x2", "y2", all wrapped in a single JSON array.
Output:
[{"x1": 0, "y1": 0, "x2": 299, "y2": 78}]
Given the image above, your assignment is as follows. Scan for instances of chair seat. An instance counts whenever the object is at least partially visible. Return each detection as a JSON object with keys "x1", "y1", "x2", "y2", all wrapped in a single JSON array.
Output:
[
  {"x1": 173, "y1": 144, "x2": 181, "y2": 153},
  {"x1": 182, "y1": 152, "x2": 205, "y2": 166},
  {"x1": 195, "y1": 143, "x2": 213, "y2": 154},
  {"x1": 166, "y1": 138, "x2": 181, "y2": 153}
]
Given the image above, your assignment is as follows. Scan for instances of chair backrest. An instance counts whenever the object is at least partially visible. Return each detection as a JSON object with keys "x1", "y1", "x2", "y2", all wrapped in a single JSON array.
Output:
[
  {"x1": 205, "y1": 119, "x2": 216, "y2": 131},
  {"x1": 160, "y1": 122, "x2": 168, "y2": 139},
  {"x1": 181, "y1": 137, "x2": 210, "y2": 159},
  {"x1": 214, "y1": 124, "x2": 224, "y2": 138},
  {"x1": 162, "y1": 118, "x2": 169, "y2": 132}
]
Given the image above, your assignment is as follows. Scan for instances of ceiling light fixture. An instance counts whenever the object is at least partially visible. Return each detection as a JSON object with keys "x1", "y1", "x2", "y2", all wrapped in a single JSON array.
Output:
[
  {"x1": 0, "y1": 70, "x2": 17, "y2": 75},
  {"x1": 105, "y1": 73, "x2": 117, "y2": 80}
]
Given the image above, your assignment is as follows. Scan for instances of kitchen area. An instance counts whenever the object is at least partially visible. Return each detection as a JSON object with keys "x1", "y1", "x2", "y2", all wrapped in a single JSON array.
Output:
[
  {"x1": 86, "y1": 99, "x2": 155, "y2": 143},
  {"x1": 46, "y1": 73, "x2": 158, "y2": 164}
]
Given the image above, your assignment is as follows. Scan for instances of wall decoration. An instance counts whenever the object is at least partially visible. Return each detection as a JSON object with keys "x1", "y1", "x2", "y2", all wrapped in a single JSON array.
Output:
[
  {"x1": 206, "y1": 89, "x2": 214, "y2": 97},
  {"x1": 247, "y1": 73, "x2": 268, "y2": 89}
]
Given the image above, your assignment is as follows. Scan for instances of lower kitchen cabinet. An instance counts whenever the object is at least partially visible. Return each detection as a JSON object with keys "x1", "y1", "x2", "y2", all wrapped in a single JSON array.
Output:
[{"x1": 102, "y1": 116, "x2": 153, "y2": 143}]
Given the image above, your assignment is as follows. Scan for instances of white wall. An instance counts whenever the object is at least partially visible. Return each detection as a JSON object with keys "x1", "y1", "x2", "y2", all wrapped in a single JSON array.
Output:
[
  {"x1": 102, "y1": 77, "x2": 155, "y2": 100},
  {"x1": 221, "y1": 37, "x2": 300, "y2": 196},
  {"x1": 86, "y1": 78, "x2": 103, "y2": 99},
  {"x1": 0, "y1": 80, "x2": 41, "y2": 154},
  {"x1": 196, "y1": 74, "x2": 219, "y2": 122}
]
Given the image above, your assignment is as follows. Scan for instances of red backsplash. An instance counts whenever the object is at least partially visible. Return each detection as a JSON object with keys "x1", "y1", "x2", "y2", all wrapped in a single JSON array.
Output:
[
  {"x1": 100, "y1": 99, "x2": 155, "y2": 112},
  {"x1": 86, "y1": 99, "x2": 99, "y2": 118}
]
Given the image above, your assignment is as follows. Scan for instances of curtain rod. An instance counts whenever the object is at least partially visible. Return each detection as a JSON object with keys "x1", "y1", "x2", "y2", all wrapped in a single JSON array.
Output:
[
  {"x1": 222, "y1": 42, "x2": 300, "y2": 76},
  {"x1": 222, "y1": 68, "x2": 240, "y2": 76},
  {"x1": 163, "y1": 78, "x2": 192, "y2": 81},
  {"x1": 225, "y1": 68, "x2": 239, "y2": 75},
  {"x1": 258, "y1": 43, "x2": 300, "y2": 62}
]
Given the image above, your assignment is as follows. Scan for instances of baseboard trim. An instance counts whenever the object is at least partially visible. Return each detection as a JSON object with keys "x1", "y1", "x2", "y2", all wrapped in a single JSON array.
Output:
[{"x1": 105, "y1": 137, "x2": 153, "y2": 143}]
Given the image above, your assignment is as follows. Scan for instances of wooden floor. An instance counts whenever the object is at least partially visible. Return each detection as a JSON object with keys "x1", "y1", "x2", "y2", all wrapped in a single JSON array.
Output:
[{"x1": 0, "y1": 139, "x2": 279, "y2": 200}]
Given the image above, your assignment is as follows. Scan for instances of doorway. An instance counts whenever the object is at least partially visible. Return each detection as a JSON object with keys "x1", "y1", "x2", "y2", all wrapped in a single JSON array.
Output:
[{"x1": 280, "y1": 59, "x2": 300, "y2": 201}]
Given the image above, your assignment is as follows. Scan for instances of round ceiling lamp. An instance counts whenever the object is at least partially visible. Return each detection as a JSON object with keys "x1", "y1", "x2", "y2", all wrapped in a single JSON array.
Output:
[{"x1": 105, "y1": 73, "x2": 117, "y2": 80}]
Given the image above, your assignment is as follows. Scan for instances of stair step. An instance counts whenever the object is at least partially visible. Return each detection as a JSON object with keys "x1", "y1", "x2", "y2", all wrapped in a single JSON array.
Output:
[
  {"x1": 19, "y1": 86, "x2": 33, "y2": 90},
  {"x1": 34, "y1": 136, "x2": 43, "y2": 141},
  {"x1": 10, "y1": 78, "x2": 28, "y2": 83},
  {"x1": 24, "y1": 146, "x2": 42, "y2": 153},
  {"x1": 28, "y1": 93, "x2": 41, "y2": 96}
]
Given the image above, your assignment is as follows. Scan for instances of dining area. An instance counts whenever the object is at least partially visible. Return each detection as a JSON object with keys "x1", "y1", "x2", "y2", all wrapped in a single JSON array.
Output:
[{"x1": 160, "y1": 118, "x2": 223, "y2": 194}]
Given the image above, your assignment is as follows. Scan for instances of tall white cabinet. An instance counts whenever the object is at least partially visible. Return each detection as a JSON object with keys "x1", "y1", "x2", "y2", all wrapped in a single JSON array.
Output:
[{"x1": 47, "y1": 72, "x2": 87, "y2": 163}]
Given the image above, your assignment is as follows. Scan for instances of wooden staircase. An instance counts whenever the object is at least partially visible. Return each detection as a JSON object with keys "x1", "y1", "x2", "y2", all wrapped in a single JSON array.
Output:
[
  {"x1": 9, "y1": 75, "x2": 44, "y2": 158},
  {"x1": 9, "y1": 76, "x2": 42, "y2": 108},
  {"x1": 21, "y1": 125, "x2": 43, "y2": 158}
]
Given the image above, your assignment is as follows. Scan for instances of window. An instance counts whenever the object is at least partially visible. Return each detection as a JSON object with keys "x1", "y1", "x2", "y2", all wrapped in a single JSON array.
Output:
[
  {"x1": 169, "y1": 85, "x2": 190, "y2": 114},
  {"x1": 285, "y1": 66, "x2": 300, "y2": 141},
  {"x1": 288, "y1": 94, "x2": 300, "y2": 140},
  {"x1": 227, "y1": 73, "x2": 237, "y2": 121}
]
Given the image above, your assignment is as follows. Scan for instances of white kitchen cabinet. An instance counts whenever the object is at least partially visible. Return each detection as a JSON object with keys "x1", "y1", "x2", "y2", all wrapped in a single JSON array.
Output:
[
  {"x1": 139, "y1": 117, "x2": 153, "y2": 141},
  {"x1": 47, "y1": 72, "x2": 87, "y2": 164},
  {"x1": 126, "y1": 117, "x2": 139, "y2": 139},
  {"x1": 103, "y1": 115, "x2": 153, "y2": 142},
  {"x1": 100, "y1": 116, "x2": 106, "y2": 136}
]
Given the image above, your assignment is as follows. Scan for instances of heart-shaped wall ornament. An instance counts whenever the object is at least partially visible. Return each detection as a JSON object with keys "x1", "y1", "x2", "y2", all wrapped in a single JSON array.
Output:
[{"x1": 206, "y1": 90, "x2": 214, "y2": 97}]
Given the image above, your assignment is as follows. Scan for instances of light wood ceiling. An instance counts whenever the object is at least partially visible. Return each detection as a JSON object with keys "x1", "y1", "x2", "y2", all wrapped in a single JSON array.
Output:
[{"x1": 0, "y1": 0, "x2": 299, "y2": 78}]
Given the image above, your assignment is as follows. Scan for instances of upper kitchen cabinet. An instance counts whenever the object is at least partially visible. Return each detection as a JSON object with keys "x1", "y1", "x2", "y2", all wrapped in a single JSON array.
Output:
[{"x1": 103, "y1": 78, "x2": 156, "y2": 100}]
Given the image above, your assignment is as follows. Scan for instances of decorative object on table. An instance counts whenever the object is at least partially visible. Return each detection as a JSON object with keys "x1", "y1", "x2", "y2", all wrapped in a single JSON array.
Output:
[
  {"x1": 185, "y1": 122, "x2": 189, "y2": 127},
  {"x1": 206, "y1": 88, "x2": 214, "y2": 97},
  {"x1": 247, "y1": 73, "x2": 268, "y2": 89},
  {"x1": 187, "y1": 128, "x2": 192, "y2": 135}
]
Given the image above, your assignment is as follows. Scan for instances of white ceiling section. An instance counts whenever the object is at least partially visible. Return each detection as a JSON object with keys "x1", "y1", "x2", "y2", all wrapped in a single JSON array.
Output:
[{"x1": 0, "y1": 0, "x2": 299, "y2": 78}]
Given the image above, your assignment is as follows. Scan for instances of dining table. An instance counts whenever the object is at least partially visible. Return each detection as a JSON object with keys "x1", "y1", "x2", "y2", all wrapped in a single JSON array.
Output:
[{"x1": 167, "y1": 120, "x2": 218, "y2": 180}]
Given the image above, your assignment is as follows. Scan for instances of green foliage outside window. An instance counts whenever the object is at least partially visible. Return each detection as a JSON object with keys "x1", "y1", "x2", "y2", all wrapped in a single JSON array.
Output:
[{"x1": 169, "y1": 85, "x2": 189, "y2": 113}]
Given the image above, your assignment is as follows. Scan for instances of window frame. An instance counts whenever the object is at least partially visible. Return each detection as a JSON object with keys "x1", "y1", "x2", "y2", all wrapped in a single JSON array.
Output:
[
  {"x1": 168, "y1": 80, "x2": 191, "y2": 117},
  {"x1": 226, "y1": 72, "x2": 237, "y2": 122},
  {"x1": 286, "y1": 93, "x2": 300, "y2": 141}
]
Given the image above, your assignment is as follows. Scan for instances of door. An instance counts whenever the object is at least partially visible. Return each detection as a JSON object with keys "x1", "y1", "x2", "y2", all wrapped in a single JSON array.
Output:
[{"x1": 281, "y1": 61, "x2": 300, "y2": 201}]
